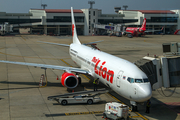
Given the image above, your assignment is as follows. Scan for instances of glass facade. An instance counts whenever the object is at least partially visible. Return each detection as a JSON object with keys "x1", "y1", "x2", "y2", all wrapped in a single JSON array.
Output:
[
  {"x1": 47, "y1": 16, "x2": 84, "y2": 22},
  {"x1": 147, "y1": 17, "x2": 178, "y2": 23},
  {"x1": 98, "y1": 19, "x2": 123, "y2": 24},
  {"x1": 98, "y1": 19, "x2": 138, "y2": 24},
  {"x1": 0, "y1": 19, "x2": 41, "y2": 24},
  {"x1": 122, "y1": 19, "x2": 138, "y2": 23}
]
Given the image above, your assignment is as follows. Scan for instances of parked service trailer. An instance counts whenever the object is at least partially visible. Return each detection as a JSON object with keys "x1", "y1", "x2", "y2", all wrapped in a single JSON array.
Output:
[
  {"x1": 0, "y1": 23, "x2": 13, "y2": 35},
  {"x1": 102, "y1": 102, "x2": 130, "y2": 120},
  {"x1": 48, "y1": 89, "x2": 109, "y2": 105},
  {"x1": 59, "y1": 94, "x2": 101, "y2": 105}
]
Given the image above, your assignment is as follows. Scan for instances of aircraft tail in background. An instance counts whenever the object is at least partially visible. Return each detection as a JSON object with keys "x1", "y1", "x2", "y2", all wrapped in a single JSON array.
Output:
[{"x1": 140, "y1": 18, "x2": 146, "y2": 31}]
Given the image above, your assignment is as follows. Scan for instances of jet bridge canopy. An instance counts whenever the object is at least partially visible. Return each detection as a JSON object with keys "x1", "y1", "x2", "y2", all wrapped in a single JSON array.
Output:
[{"x1": 135, "y1": 58, "x2": 158, "y2": 87}]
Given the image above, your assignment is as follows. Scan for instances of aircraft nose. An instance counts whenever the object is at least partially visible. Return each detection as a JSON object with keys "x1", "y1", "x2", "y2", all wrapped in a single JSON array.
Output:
[{"x1": 138, "y1": 84, "x2": 152, "y2": 102}]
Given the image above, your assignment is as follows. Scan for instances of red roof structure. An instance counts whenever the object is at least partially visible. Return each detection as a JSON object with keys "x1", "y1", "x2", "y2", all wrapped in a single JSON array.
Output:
[
  {"x1": 121, "y1": 10, "x2": 176, "y2": 14},
  {"x1": 137, "y1": 10, "x2": 175, "y2": 14}
]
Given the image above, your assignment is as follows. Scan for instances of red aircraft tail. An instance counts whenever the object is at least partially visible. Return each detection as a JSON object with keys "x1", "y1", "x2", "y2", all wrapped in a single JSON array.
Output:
[{"x1": 140, "y1": 18, "x2": 146, "y2": 31}]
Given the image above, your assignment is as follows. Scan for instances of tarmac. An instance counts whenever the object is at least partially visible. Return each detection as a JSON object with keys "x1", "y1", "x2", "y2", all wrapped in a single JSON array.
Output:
[{"x1": 0, "y1": 34, "x2": 180, "y2": 120}]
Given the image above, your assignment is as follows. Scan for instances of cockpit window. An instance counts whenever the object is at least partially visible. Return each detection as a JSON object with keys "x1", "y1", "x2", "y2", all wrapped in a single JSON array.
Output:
[
  {"x1": 127, "y1": 77, "x2": 134, "y2": 83},
  {"x1": 127, "y1": 77, "x2": 150, "y2": 83},
  {"x1": 143, "y1": 78, "x2": 149, "y2": 83},
  {"x1": 135, "y1": 79, "x2": 143, "y2": 83}
]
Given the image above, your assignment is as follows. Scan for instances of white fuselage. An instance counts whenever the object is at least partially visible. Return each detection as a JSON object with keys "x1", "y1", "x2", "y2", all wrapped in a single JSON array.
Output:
[{"x1": 69, "y1": 43, "x2": 152, "y2": 102}]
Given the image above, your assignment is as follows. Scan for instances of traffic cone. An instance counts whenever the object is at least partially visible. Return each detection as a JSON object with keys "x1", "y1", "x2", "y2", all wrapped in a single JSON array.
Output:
[{"x1": 56, "y1": 76, "x2": 59, "y2": 80}]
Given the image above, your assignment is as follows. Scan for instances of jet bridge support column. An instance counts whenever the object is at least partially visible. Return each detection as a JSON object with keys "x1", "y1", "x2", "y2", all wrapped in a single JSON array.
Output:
[
  {"x1": 161, "y1": 57, "x2": 170, "y2": 88},
  {"x1": 44, "y1": 25, "x2": 47, "y2": 35},
  {"x1": 57, "y1": 25, "x2": 60, "y2": 35}
]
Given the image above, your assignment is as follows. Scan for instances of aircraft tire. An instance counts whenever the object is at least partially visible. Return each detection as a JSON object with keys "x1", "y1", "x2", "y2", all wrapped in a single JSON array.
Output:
[
  {"x1": 127, "y1": 34, "x2": 133, "y2": 38},
  {"x1": 61, "y1": 100, "x2": 68, "y2": 105},
  {"x1": 131, "y1": 105, "x2": 135, "y2": 111},
  {"x1": 103, "y1": 113, "x2": 107, "y2": 119},
  {"x1": 131, "y1": 105, "x2": 138, "y2": 112},
  {"x1": 87, "y1": 99, "x2": 93, "y2": 105}
]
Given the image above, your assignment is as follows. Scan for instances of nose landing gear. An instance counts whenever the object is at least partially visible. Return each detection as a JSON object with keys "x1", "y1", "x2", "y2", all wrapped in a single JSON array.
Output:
[{"x1": 130, "y1": 101, "x2": 138, "y2": 112}]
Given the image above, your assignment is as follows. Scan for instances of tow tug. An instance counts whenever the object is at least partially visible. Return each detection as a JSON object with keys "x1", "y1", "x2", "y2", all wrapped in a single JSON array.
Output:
[{"x1": 47, "y1": 89, "x2": 109, "y2": 105}]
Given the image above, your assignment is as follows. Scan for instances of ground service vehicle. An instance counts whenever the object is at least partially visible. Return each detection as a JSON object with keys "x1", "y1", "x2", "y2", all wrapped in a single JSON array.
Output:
[
  {"x1": 102, "y1": 102, "x2": 129, "y2": 120},
  {"x1": 0, "y1": 22, "x2": 13, "y2": 35},
  {"x1": 48, "y1": 89, "x2": 109, "y2": 105},
  {"x1": 59, "y1": 94, "x2": 101, "y2": 105}
]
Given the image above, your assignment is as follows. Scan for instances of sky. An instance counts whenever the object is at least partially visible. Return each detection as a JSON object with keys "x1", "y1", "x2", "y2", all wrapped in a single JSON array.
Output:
[{"x1": 0, "y1": 0, "x2": 180, "y2": 14}]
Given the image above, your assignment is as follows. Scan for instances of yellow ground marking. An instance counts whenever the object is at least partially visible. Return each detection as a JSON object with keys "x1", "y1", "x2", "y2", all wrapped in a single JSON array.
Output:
[
  {"x1": 60, "y1": 59, "x2": 72, "y2": 67},
  {"x1": 107, "y1": 93, "x2": 125, "y2": 105},
  {"x1": 135, "y1": 112, "x2": 148, "y2": 120},
  {"x1": 65, "y1": 111, "x2": 103, "y2": 116},
  {"x1": 20, "y1": 35, "x2": 26, "y2": 41}
]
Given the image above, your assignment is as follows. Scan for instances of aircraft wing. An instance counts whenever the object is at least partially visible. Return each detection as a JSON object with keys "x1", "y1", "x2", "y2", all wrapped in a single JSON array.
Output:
[
  {"x1": 0, "y1": 60, "x2": 90, "y2": 74},
  {"x1": 145, "y1": 27, "x2": 164, "y2": 33},
  {"x1": 117, "y1": 31, "x2": 132, "y2": 34},
  {"x1": 145, "y1": 30, "x2": 162, "y2": 33}
]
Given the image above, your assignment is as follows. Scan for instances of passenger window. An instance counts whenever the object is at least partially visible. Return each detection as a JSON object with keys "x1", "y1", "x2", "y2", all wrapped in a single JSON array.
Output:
[{"x1": 135, "y1": 79, "x2": 143, "y2": 83}]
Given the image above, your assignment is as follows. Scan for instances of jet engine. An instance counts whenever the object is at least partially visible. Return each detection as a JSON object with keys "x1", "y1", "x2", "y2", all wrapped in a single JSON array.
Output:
[{"x1": 61, "y1": 72, "x2": 78, "y2": 89}]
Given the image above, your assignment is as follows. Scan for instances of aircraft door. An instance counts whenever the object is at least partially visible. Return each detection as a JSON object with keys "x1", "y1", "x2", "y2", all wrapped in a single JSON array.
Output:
[{"x1": 116, "y1": 70, "x2": 124, "y2": 88}]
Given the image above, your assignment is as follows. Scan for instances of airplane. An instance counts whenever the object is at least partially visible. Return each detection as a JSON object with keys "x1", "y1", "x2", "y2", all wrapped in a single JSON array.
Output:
[
  {"x1": 122, "y1": 18, "x2": 163, "y2": 38},
  {"x1": 0, "y1": 7, "x2": 152, "y2": 111}
]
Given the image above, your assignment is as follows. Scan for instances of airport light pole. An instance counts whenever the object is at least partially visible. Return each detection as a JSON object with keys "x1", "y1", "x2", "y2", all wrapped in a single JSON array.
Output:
[
  {"x1": 41, "y1": 4, "x2": 47, "y2": 9},
  {"x1": 88, "y1": 1, "x2": 95, "y2": 9},
  {"x1": 123, "y1": 5, "x2": 128, "y2": 10}
]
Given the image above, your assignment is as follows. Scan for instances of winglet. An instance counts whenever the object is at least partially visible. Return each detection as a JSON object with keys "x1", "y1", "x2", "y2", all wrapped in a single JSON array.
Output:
[{"x1": 71, "y1": 7, "x2": 81, "y2": 44}]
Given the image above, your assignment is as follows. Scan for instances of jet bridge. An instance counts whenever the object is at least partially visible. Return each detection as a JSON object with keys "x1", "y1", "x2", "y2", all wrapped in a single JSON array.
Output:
[
  {"x1": 135, "y1": 42, "x2": 180, "y2": 90},
  {"x1": 94, "y1": 24, "x2": 125, "y2": 36}
]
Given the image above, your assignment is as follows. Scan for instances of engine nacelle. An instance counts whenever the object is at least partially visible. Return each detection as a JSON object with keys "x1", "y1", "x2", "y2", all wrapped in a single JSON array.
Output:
[{"x1": 61, "y1": 72, "x2": 78, "y2": 89}]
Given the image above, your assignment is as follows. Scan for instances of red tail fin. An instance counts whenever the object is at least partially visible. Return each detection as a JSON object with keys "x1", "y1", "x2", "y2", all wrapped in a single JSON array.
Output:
[{"x1": 141, "y1": 18, "x2": 146, "y2": 31}]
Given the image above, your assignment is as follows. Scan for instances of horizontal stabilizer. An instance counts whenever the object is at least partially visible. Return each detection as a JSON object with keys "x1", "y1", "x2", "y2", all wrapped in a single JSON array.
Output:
[
  {"x1": 83, "y1": 40, "x2": 104, "y2": 45},
  {"x1": 38, "y1": 41, "x2": 70, "y2": 47}
]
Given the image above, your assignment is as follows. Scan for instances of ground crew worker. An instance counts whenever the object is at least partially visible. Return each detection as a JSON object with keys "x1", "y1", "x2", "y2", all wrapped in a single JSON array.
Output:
[
  {"x1": 145, "y1": 100, "x2": 151, "y2": 113},
  {"x1": 93, "y1": 78, "x2": 99, "y2": 91}
]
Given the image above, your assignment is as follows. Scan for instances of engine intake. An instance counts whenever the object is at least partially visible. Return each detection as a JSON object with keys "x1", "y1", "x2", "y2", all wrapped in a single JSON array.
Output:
[{"x1": 61, "y1": 72, "x2": 78, "y2": 89}]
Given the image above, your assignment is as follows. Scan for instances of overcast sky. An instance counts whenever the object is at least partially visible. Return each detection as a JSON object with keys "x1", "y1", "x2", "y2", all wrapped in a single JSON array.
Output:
[{"x1": 0, "y1": 0, "x2": 180, "y2": 14}]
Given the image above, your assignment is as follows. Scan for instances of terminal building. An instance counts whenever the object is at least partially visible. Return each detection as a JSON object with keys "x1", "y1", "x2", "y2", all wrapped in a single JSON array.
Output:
[{"x1": 0, "y1": 7, "x2": 179, "y2": 35}]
